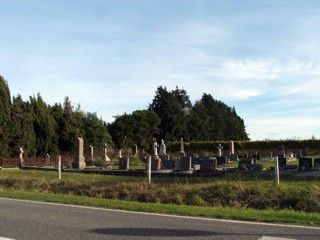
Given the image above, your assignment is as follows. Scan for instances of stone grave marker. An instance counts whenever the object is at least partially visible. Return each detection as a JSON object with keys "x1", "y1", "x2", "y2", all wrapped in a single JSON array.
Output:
[
  {"x1": 162, "y1": 160, "x2": 175, "y2": 169},
  {"x1": 216, "y1": 144, "x2": 223, "y2": 157},
  {"x1": 179, "y1": 156, "x2": 192, "y2": 171},
  {"x1": 314, "y1": 158, "x2": 320, "y2": 171},
  {"x1": 230, "y1": 154, "x2": 238, "y2": 161},
  {"x1": 298, "y1": 157, "x2": 312, "y2": 171},
  {"x1": 238, "y1": 158, "x2": 254, "y2": 171},
  {"x1": 293, "y1": 149, "x2": 303, "y2": 158},
  {"x1": 247, "y1": 164, "x2": 264, "y2": 173},
  {"x1": 200, "y1": 159, "x2": 216, "y2": 172},
  {"x1": 278, "y1": 157, "x2": 287, "y2": 168},
  {"x1": 229, "y1": 140, "x2": 234, "y2": 154},
  {"x1": 217, "y1": 156, "x2": 227, "y2": 165},
  {"x1": 119, "y1": 157, "x2": 129, "y2": 170},
  {"x1": 277, "y1": 145, "x2": 286, "y2": 158},
  {"x1": 72, "y1": 138, "x2": 86, "y2": 170}
]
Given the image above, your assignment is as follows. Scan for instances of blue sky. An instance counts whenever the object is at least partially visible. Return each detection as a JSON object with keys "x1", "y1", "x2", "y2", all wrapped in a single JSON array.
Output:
[{"x1": 1, "y1": 0, "x2": 320, "y2": 140}]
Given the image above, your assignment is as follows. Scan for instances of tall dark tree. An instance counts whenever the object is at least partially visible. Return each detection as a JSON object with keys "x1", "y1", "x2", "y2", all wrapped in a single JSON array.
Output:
[
  {"x1": 0, "y1": 76, "x2": 11, "y2": 156},
  {"x1": 187, "y1": 93, "x2": 249, "y2": 141},
  {"x1": 149, "y1": 86, "x2": 189, "y2": 141},
  {"x1": 57, "y1": 97, "x2": 84, "y2": 152},
  {"x1": 9, "y1": 95, "x2": 36, "y2": 156},
  {"x1": 29, "y1": 94, "x2": 58, "y2": 155},
  {"x1": 82, "y1": 112, "x2": 113, "y2": 150},
  {"x1": 108, "y1": 110, "x2": 160, "y2": 149}
]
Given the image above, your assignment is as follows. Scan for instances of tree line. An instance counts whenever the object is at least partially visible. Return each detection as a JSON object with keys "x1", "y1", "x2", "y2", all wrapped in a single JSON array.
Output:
[{"x1": 0, "y1": 75, "x2": 249, "y2": 157}]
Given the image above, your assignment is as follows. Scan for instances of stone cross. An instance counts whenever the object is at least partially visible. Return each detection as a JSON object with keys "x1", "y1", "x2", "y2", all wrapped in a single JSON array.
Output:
[{"x1": 217, "y1": 144, "x2": 223, "y2": 157}]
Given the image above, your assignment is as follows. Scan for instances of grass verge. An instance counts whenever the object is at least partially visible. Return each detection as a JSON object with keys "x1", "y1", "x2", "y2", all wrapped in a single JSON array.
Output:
[{"x1": 1, "y1": 189, "x2": 320, "y2": 226}]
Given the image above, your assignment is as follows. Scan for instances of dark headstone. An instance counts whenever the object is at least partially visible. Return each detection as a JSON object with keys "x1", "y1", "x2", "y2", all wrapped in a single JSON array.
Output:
[
  {"x1": 248, "y1": 164, "x2": 263, "y2": 173},
  {"x1": 179, "y1": 156, "x2": 192, "y2": 171},
  {"x1": 238, "y1": 158, "x2": 254, "y2": 171},
  {"x1": 314, "y1": 158, "x2": 320, "y2": 170},
  {"x1": 299, "y1": 157, "x2": 312, "y2": 171},
  {"x1": 163, "y1": 160, "x2": 175, "y2": 169},
  {"x1": 217, "y1": 156, "x2": 227, "y2": 165},
  {"x1": 151, "y1": 156, "x2": 161, "y2": 170},
  {"x1": 230, "y1": 154, "x2": 238, "y2": 161},
  {"x1": 119, "y1": 157, "x2": 129, "y2": 170},
  {"x1": 192, "y1": 158, "x2": 201, "y2": 165},
  {"x1": 293, "y1": 149, "x2": 303, "y2": 158},
  {"x1": 278, "y1": 157, "x2": 287, "y2": 168},
  {"x1": 200, "y1": 159, "x2": 216, "y2": 172}
]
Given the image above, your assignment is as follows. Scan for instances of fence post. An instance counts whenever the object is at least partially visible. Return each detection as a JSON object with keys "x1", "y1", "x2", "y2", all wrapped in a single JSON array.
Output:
[
  {"x1": 58, "y1": 156, "x2": 61, "y2": 180},
  {"x1": 275, "y1": 156, "x2": 279, "y2": 184},
  {"x1": 148, "y1": 156, "x2": 151, "y2": 184}
]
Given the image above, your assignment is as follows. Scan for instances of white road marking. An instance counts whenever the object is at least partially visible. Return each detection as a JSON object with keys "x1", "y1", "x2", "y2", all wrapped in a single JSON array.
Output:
[
  {"x1": 258, "y1": 237, "x2": 296, "y2": 240},
  {"x1": 0, "y1": 237, "x2": 15, "y2": 240},
  {"x1": 1, "y1": 197, "x2": 320, "y2": 231}
]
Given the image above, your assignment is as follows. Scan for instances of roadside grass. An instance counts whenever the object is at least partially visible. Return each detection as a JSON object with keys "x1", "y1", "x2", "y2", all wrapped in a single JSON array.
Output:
[
  {"x1": 1, "y1": 168, "x2": 320, "y2": 225},
  {"x1": 1, "y1": 189, "x2": 320, "y2": 225}
]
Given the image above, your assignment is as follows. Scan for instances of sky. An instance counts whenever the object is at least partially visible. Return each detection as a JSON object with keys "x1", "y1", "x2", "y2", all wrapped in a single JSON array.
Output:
[{"x1": 1, "y1": 0, "x2": 320, "y2": 140}]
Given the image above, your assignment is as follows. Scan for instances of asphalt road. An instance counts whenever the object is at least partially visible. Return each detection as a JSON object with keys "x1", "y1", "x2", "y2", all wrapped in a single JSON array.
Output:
[{"x1": 0, "y1": 198, "x2": 320, "y2": 240}]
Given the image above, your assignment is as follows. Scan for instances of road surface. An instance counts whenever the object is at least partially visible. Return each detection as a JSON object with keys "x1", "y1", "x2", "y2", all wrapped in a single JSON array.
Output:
[{"x1": 0, "y1": 198, "x2": 319, "y2": 240}]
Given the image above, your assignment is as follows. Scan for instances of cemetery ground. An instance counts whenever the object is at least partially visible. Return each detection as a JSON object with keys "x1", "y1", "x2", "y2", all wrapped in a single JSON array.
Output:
[{"x1": 1, "y1": 162, "x2": 320, "y2": 226}]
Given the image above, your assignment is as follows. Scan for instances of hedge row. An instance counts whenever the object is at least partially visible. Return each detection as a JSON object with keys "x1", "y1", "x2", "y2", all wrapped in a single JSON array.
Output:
[{"x1": 167, "y1": 140, "x2": 320, "y2": 155}]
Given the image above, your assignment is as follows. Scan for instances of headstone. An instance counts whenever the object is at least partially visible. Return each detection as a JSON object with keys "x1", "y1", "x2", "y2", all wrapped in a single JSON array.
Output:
[
  {"x1": 247, "y1": 164, "x2": 263, "y2": 173},
  {"x1": 277, "y1": 145, "x2": 286, "y2": 158},
  {"x1": 314, "y1": 158, "x2": 320, "y2": 171},
  {"x1": 104, "y1": 143, "x2": 110, "y2": 161},
  {"x1": 217, "y1": 156, "x2": 227, "y2": 165},
  {"x1": 45, "y1": 153, "x2": 50, "y2": 166},
  {"x1": 192, "y1": 158, "x2": 201, "y2": 166},
  {"x1": 200, "y1": 159, "x2": 216, "y2": 172},
  {"x1": 134, "y1": 144, "x2": 138, "y2": 156},
  {"x1": 229, "y1": 140, "x2": 234, "y2": 154},
  {"x1": 238, "y1": 158, "x2": 254, "y2": 171},
  {"x1": 298, "y1": 157, "x2": 312, "y2": 171},
  {"x1": 230, "y1": 154, "x2": 239, "y2": 161},
  {"x1": 216, "y1": 144, "x2": 223, "y2": 157},
  {"x1": 180, "y1": 138, "x2": 185, "y2": 156},
  {"x1": 151, "y1": 156, "x2": 161, "y2": 170},
  {"x1": 119, "y1": 149, "x2": 122, "y2": 158},
  {"x1": 179, "y1": 156, "x2": 192, "y2": 171},
  {"x1": 89, "y1": 145, "x2": 94, "y2": 161},
  {"x1": 163, "y1": 160, "x2": 175, "y2": 169},
  {"x1": 293, "y1": 149, "x2": 303, "y2": 158},
  {"x1": 72, "y1": 138, "x2": 86, "y2": 169},
  {"x1": 119, "y1": 157, "x2": 129, "y2": 170},
  {"x1": 278, "y1": 157, "x2": 287, "y2": 168}
]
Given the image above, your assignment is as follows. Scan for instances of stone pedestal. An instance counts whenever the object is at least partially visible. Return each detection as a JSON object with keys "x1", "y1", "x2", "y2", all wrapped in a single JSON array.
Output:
[
  {"x1": 151, "y1": 156, "x2": 161, "y2": 171},
  {"x1": 72, "y1": 138, "x2": 86, "y2": 170}
]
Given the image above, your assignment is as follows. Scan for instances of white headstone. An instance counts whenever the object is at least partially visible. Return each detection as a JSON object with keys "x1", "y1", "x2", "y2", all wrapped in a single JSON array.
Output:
[{"x1": 152, "y1": 139, "x2": 158, "y2": 156}]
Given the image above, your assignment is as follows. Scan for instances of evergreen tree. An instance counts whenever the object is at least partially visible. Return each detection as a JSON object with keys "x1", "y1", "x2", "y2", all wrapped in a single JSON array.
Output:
[
  {"x1": 29, "y1": 94, "x2": 58, "y2": 156},
  {"x1": 108, "y1": 110, "x2": 160, "y2": 149},
  {"x1": 57, "y1": 97, "x2": 84, "y2": 151},
  {"x1": 82, "y1": 112, "x2": 113, "y2": 150},
  {"x1": 0, "y1": 76, "x2": 11, "y2": 156},
  {"x1": 9, "y1": 95, "x2": 36, "y2": 156},
  {"x1": 149, "y1": 86, "x2": 189, "y2": 141}
]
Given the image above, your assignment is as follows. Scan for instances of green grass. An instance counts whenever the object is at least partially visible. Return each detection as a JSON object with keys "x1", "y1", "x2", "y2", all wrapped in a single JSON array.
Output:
[
  {"x1": 1, "y1": 168, "x2": 320, "y2": 225},
  {"x1": 1, "y1": 189, "x2": 320, "y2": 225}
]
